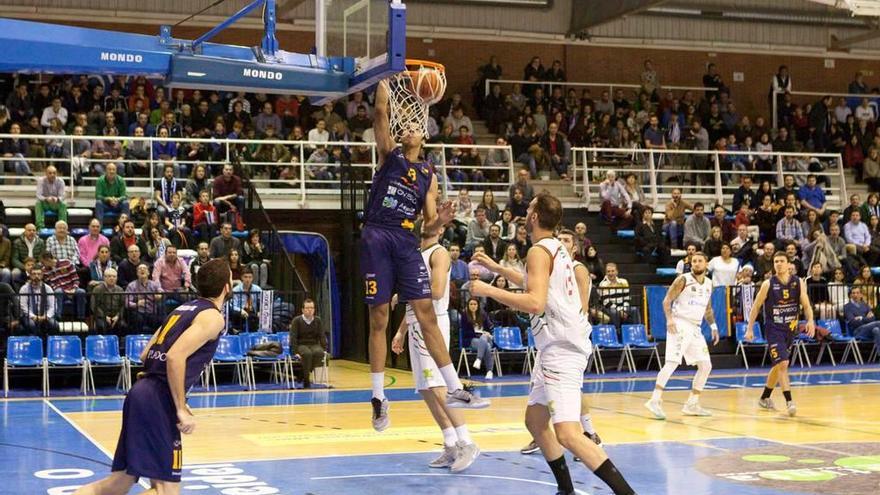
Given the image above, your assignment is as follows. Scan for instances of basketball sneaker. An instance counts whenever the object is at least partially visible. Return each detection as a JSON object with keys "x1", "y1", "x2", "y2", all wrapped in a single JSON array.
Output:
[
  {"x1": 644, "y1": 399, "x2": 666, "y2": 420},
  {"x1": 758, "y1": 398, "x2": 776, "y2": 411},
  {"x1": 447, "y1": 388, "x2": 490, "y2": 409},
  {"x1": 786, "y1": 401, "x2": 797, "y2": 417},
  {"x1": 682, "y1": 401, "x2": 713, "y2": 416},
  {"x1": 428, "y1": 446, "x2": 458, "y2": 468},
  {"x1": 520, "y1": 440, "x2": 540, "y2": 455},
  {"x1": 371, "y1": 397, "x2": 390, "y2": 432},
  {"x1": 450, "y1": 441, "x2": 480, "y2": 473}
]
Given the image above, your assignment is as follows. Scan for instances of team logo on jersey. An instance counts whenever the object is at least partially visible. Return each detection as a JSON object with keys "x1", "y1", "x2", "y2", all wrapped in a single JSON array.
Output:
[
  {"x1": 407, "y1": 168, "x2": 417, "y2": 182},
  {"x1": 401, "y1": 218, "x2": 415, "y2": 231},
  {"x1": 382, "y1": 196, "x2": 398, "y2": 209}
]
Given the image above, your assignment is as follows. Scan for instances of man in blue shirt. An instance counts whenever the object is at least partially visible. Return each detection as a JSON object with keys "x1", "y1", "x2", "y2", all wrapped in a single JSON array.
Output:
[
  {"x1": 449, "y1": 244, "x2": 469, "y2": 287},
  {"x1": 798, "y1": 174, "x2": 826, "y2": 218},
  {"x1": 230, "y1": 267, "x2": 262, "y2": 332},
  {"x1": 844, "y1": 286, "x2": 880, "y2": 349},
  {"x1": 844, "y1": 210, "x2": 871, "y2": 257}
]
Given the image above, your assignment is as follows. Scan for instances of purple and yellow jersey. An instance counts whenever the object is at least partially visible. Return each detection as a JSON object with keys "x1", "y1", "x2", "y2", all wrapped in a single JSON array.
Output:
[
  {"x1": 143, "y1": 298, "x2": 222, "y2": 389},
  {"x1": 364, "y1": 148, "x2": 434, "y2": 232},
  {"x1": 762, "y1": 275, "x2": 801, "y2": 333}
]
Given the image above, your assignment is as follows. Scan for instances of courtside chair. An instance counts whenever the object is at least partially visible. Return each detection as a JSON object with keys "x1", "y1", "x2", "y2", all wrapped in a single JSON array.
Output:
[
  {"x1": 456, "y1": 328, "x2": 472, "y2": 377},
  {"x1": 46, "y1": 335, "x2": 88, "y2": 396},
  {"x1": 590, "y1": 325, "x2": 625, "y2": 374},
  {"x1": 815, "y1": 319, "x2": 849, "y2": 366},
  {"x1": 85, "y1": 335, "x2": 125, "y2": 394},
  {"x1": 243, "y1": 332, "x2": 287, "y2": 390},
  {"x1": 4, "y1": 336, "x2": 47, "y2": 397},
  {"x1": 848, "y1": 322, "x2": 879, "y2": 364},
  {"x1": 122, "y1": 334, "x2": 153, "y2": 391},
  {"x1": 492, "y1": 326, "x2": 530, "y2": 378},
  {"x1": 620, "y1": 324, "x2": 661, "y2": 372},
  {"x1": 209, "y1": 334, "x2": 250, "y2": 391},
  {"x1": 734, "y1": 322, "x2": 769, "y2": 370},
  {"x1": 791, "y1": 320, "x2": 816, "y2": 368},
  {"x1": 524, "y1": 328, "x2": 536, "y2": 375}
]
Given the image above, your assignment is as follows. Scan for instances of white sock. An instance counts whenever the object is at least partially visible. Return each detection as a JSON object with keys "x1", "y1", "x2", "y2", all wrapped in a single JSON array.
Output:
[
  {"x1": 439, "y1": 364, "x2": 463, "y2": 392},
  {"x1": 686, "y1": 393, "x2": 700, "y2": 405},
  {"x1": 441, "y1": 427, "x2": 457, "y2": 447},
  {"x1": 454, "y1": 425, "x2": 473, "y2": 445},
  {"x1": 580, "y1": 414, "x2": 596, "y2": 435},
  {"x1": 651, "y1": 362, "x2": 678, "y2": 401},
  {"x1": 371, "y1": 372, "x2": 386, "y2": 400}
]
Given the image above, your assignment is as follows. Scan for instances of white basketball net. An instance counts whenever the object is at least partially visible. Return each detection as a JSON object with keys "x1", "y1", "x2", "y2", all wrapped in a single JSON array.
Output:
[{"x1": 384, "y1": 63, "x2": 447, "y2": 141}]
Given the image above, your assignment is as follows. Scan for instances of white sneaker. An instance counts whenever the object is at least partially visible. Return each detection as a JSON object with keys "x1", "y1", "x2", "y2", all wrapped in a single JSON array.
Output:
[
  {"x1": 786, "y1": 401, "x2": 797, "y2": 417},
  {"x1": 681, "y1": 401, "x2": 712, "y2": 416},
  {"x1": 447, "y1": 388, "x2": 490, "y2": 409},
  {"x1": 758, "y1": 397, "x2": 776, "y2": 410},
  {"x1": 644, "y1": 399, "x2": 666, "y2": 420},
  {"x1": 485, "y1": 370, "x2": 493, "y2": 380},
  {"x1": 371, "y1": 397, "x2": 390, "y2": 432},
  {"x1": 428, "y1": 446, "x2": 458, "y2": 468},
  {"x1": 450, "y1": 441, "x2": 480, "y2": 473},
  {"x1": 473, "y1": 358, "x2": 482, "y2": 370}
]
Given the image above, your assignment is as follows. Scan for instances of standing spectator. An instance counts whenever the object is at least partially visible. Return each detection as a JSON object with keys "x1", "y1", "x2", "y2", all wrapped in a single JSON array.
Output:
[
  {"x1": 210, "y1": 222, "x2": 241, "y2": 259},
  {"x1": 635, "y1": 207, "x2": 670, "y2": 265},
  {"x1": 664, "y1": 188, "x2": 692, "y2": 249},
  {"x1": 77, "y1": 218, "x2": 109, "y2": 268},
  {"x1": 212, "y1": 163, "x2": 245, "y2": 225},
  {"x1": 683, "y1": 202, "x2": 711, "y2": 250},
  {"x1": 46, "y1": 221, "x2": 82, "y2": 267},
  {"x1": 94, "y1": 163, "x2": 130, "y2": 222},
  {"x1": 34, "y1": 166, "x2": 67, "y2": 230},
  {"x1": 599, "y1": 170, "x2": 633, "y2": 231},
  {"x1": 289, "y1": 298, "x2": 327, "y2": 388},
  {"x1": 230, "y1": 267, "x2": 262, "y2": 332},
  {"x1": 461, "y1": 297, "x2": 495, "y2": 379},
  {"x1": 18, "y1": 266, "x2": 58, "y2": 335},
  {"x1": 809, "y1": 95, "x2": 833, "y2": 151},
  {"x1": 598, "y1": 263, "x2": 636, "y2": 328},
  {"x1": 849, "y1": 71, "x2": 869, "y2": 95},
  {"x1": 642, "y1": 114, "x2": 667, "y2": 158},
  {"x1": 242, "y1": 229, "x2": 270, "y2": 288},
  {"x1": 125, "y1": 264, "x2": 163, "y2": 331},
  {"x1": 40, "y1": 251, "x2": 86, "y2": 319},
  {"x1": 91, "y1": 268, "x2": 125, "y2": 334},
  {"x1": 865, "y1": 147, "x2": 880, "y2": 192},
  {"x1": 844, "y1": 210, "x2": 871, "y2": 258},
  {"x1": 641, "y1": 59, "x2": 660, "y2": 99},
  {"x1": 702, "y1": 63, "x2": 727, "y2": 97},
  {"x1": 708, "y1": 243, "x2": 739, "y2": 286},
  {"x1": 845, "y1": 286, "x2": 880, "y2": 351}
]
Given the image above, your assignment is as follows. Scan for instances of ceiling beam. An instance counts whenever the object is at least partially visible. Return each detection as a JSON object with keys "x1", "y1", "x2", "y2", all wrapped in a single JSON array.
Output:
[{"x1": 569, "y1": 0, "x2": 668, "y2": 33}]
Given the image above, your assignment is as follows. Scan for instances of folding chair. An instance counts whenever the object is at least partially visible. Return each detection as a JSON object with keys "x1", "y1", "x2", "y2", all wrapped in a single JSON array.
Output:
[
  {"x1": 590, "y1": 325, "x2": 625, "y2": 374},
  {"x1": 523, "y1": 328, "x2": 536, "y2": 375},
  {"x1": 4, "y1": 336, "x2": 47, "y2": 397},
  {"x1": 734, "y1": 322, "x2": 768, "y2": 370},
  {"x1": 456, "y1": 328, "x2": 472, "y2": 377},
  {"x1": 122, "y1": 334, "x2": 153, "y2": 391},
  {"x1": 815, "y1": 320, "x2": 853, "y2": 366},
  {"x1": 850, "y1": 324, "x2": 879, "y2": 364},
  {"x1": 85, "y1": 335, "x2": 125, "y2": 394},
  {"x1": 791, "y1": 321, "x2": 816, "y2": 368},
  {"x1": 620, "y1": 324, "x2": 661, "y2": 372},
  {"x1": 46, "y1": 335, "x2": 88, "y2": 396},
  {"x1": 209, "y1": 334, "x2": 250, "y2": 391},
  {"x1": 243, "y1": 332, "x2": 288, "y2": 390},
  {"x1": 492, "y1": 327, "x2": 530, "y2": 378}
]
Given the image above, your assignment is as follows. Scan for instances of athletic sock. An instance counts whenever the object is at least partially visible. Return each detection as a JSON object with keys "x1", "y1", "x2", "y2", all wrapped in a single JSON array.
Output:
[
  {"x1": 686, "y1": 393, "x2": 699, "y2": 405},
  {"x1": 547, "y1": 455, "x2": 574, "y2": 494},
  {"x1": 441, "y1": 427, "x2": 457, "y2": 447},
  {"x1": 593, "y1": 459, "x2": 636, "y2": 495},
  {"x1": 651, "y1": 362, "x2": 677, "y2": 401},
  {"x1": 783, "y1": 390, "x2": 792, "y2": 402},
  {"x1": 439, "y1": 364, "x2": 464, "y2": 392},
  {"x1": 454, "y1": 425, "x2": 473, "y2": 445},
  {"x1": 581, "y1": 414, "x2": 596, "y2": 435},
  {"x1": 370, "y1": 372, "x2": 386, "y2": 401},
  {"x1": 761, "y1": 387, "x2": 773, "y2": 400}
]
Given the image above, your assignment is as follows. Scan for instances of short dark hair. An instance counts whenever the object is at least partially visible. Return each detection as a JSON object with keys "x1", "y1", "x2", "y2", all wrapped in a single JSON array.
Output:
[
  {"x1": 533, "y1": 191, "x2": 563, "y2": 231},
  {"x1": 773, "y1": 251, "x2": 790, "y2": 261},
  {"x1": 303, "y1": 297, "x2": 315, "y2": 308},
  {"x1": 691, "y1": 251, "x2": 709, "y2": 262},
  {"x1": 196, "y1": 259, "x2": 231, "y2": 298},
  {"x1": 240, "y1": 266, "x2": 253, "y2": 277},
  {"x1": 693, "y1": 202, "x2": 704, "y2": 210},
  {"x1": 558, "y1": 228, "x2": 575, "y2": 237}
]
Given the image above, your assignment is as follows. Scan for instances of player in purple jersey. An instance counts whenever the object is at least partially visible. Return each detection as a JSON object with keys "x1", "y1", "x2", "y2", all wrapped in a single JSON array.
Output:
[
  {"x1": 75, "y1": 259, "x2": 231, "y2": 495},
  {"x1": 363, "y1": 82, "x2": 489, "y2": 432},
  {"x1": 745, "y1": 251, "x2": 815, "y2": 417}
]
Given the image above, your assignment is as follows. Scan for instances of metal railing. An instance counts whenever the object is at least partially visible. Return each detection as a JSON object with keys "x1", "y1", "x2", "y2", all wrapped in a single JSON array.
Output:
[
  {"x1": 572, "y1": 147, "x2": 847, "y2": 211},
  {"x1": 484, "y1": 78, "x2": 716, "y2": 98}
]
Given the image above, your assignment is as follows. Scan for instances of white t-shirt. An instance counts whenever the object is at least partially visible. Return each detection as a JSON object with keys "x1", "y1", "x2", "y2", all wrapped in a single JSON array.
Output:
[{"x1": 708, "y1": 256, "x2": 739, "y2": 287}]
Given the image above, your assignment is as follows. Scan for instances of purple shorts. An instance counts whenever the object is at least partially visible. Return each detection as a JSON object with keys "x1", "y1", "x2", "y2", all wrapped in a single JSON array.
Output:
[
  {"x1": 766, "y1": 325, "x2": 794, "y2": 365},
  {"x1": 360, "y1": 225, "x2": 431, "y2": 305}
]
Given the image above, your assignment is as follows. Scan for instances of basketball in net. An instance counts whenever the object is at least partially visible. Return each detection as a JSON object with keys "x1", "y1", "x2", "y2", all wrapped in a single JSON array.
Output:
[{"x1": 385, "y1": 59, "x2": 447, "y2": 141}]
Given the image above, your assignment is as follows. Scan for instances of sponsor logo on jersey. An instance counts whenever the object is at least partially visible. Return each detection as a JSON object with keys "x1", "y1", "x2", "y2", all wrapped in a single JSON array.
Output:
[{"x1": 382, "y1": 196, "x2": 398, "y2": 209}]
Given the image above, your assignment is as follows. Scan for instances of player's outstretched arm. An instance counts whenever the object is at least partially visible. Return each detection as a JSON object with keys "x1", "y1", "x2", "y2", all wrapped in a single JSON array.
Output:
[
  {"x1": 165, "y1": 309, "x2": 225, "y2": 434},
  {"x1": 373, "y1": 81, "x2": 394, "y2": 166},
  {"x1": 662, "y1": 275, "x2": 686, "y2": 334},
  {"x1": 745, "y1": 280, "x2": 770, "y2": 341},
  {"x1": 472, "y1": 251, "x2": 524, "y2": 286},
  {"x1": 471, "y1": 245, "x2": 550, "y2": 314},
  {"x1": 799, "y1": 281, "x2": 816, "y2": 337}
]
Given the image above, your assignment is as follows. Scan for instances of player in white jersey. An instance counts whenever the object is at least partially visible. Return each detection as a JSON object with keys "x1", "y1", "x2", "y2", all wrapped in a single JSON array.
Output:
[
  {"x1": 644, "y1": 252, "x2": 719, "y2": 420},
  {"x1": 472, "y1": 193, "x2": 635, "y2": 495},
  {"x1": 520, "y1": 228, "x2": 603, "y2": 457},
  {"x1": 391, "y1": 228, "x2": 479, "y2": 473}
]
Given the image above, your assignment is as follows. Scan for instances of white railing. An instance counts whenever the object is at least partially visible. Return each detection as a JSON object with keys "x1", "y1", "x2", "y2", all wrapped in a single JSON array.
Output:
[
  {"x1": 572, "y1": 147, "x2": 847, "y2": 211},
  {"x1": 484, "y1": 78, "x2": 716, "y2": 98},
  {"x1": 0, "y1": 133, "x2": 515, "y2": 205},
  {"x1": 771, "y1": 89, "x2": 880, "y2": 129}
]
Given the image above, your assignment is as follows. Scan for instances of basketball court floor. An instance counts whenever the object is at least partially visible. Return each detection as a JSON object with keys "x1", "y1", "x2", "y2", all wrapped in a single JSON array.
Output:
[{"x1": 3, "y1": 363, "x2": 879, "y2": 494}]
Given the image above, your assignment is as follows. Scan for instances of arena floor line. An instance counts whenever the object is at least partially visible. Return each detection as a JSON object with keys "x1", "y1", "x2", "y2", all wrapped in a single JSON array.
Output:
[{"x1": 3, "y1": 367, "x2": 880, "y2": 494}]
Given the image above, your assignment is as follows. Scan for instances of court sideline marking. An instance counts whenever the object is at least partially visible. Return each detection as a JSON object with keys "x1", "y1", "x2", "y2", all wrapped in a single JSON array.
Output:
[
  {"x1": 308, "y1": 472, "x2": 591, "y2": 495},
  {"x1": 44, "y1": 399, "x2": 152, "y2": 490}
]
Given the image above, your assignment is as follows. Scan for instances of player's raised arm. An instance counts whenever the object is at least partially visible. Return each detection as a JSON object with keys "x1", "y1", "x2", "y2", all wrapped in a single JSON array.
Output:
[
  {"x1": 165, "y1": 309, "x2": 225, "y2": 434},
  {"x1": 799, "y1": 279, "x2": 816, "y2": 338},
  {"x1": 373, "y1": 81, "x2": 395, "y2": 166},
  {"x1": 471, "y1": 245, "x2": 551, "y2": 315},
  {"x1": 745, "y1": 280, "x2": 771, "y2": 341},
  {"x1": 472, "y1": 251, "x2": 525, "y2": 287},
  {"x1": 662, "y1": 275, "x2": 686, "y2": 335}
]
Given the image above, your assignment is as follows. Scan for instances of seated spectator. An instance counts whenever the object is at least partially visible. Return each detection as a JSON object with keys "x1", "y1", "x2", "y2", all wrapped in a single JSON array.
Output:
[
  {"x1": 451, "y1": 188, "x2": 474, "y2": 245},
  {"x1": 43, "y1": 221, "x2": 82, "y2": 270},
  {"x1": 508, "y1": 169, "x2": 535, "y2": 202},
  {"x1": 228, "y1": 248, "x2": 244, "y2": 284},
  {"x1": 598, "y1": 263, "x2": 637, "y2": 328},
  {"x1": 845, "y1": 286, "x2": 880, "y2": 349},
  {"x1": 754, "y1": 242, "x2": 776, "y2": 280},
  {"x1": 35, "y1": 166, "x2": 68, "y2": 230},
  {"x1": 505, "y1": 188, "x2": 529, "y2": 224},
  {"x1": 708, "y1": 243, "x2": 739, "y2": 286},
  {"x1": 78, "y1": 218, "x2": 110, "y2": 268},
  {"x1": 88, "y1": 245, "x2": 117, "y2": 290},
  {"x1": 664, "y1": 188, "x2": 692, "y2": 249},
  {"x1": 95, "y1": 163, "x2": 130, "y2": 223},
  {"x1": 676, "y1": 244, "x2": 698, "y2": 274},
  {"x1": 0, "y1": 230, "x2": 9, "y2": 286},
  {"x1": 126, "y1": 263, "x2": 163, "y2": 332},
  {"x1": 801, "y1": 209, "x2": 824, "y2": 240},
  {"x1": 499, "y1": 244, "x2": 525, "y2": 289},
  {"x1": 482, "y1": 224, "x2": 507, "y2": 262},
  {"x1": 210, "y1": 222, "x2": 241, "y2": 259},
  {"x1": 711, "y1": 205, "x2": 736, "y2": 242},
  {"x1": 731, "y1": 176, "x2": 755, "y2": 212},
  {"x1": 230, "y1": 267, "x2": 261, "y2": 332},
  {"x1": 704, "y1": 226, "x2": 724, "y2": 259},
  {"x1": 152, "y1": 245, "x2": 191, "y2": 295},
  {"x1": 153, "y1": 163, "x2": 182, "y2": 218},
  {"x1": 12, "y1": 224, "x2": 44, "y2": 283},
  {"x1": 634, "y1": 206, "x2": 670, "y2": 265},
  {"x1": 863, "y1": 193, "x2": 880, "y2": 220},
  {"x1": 116, "y1": 244, "x2": 144, "y2": 289},
  {"x1": 754, "y1": 195, "x2": 778, "y2": 241},
  {"x1": 2, "y1": 122, "x2": 33, "y2": 181},
  {"x1": 731, "y1": 224, "x2": 755, "y2": 261},
  {"x1": 448, "y1": 244, "x2": 469, "y2": 287},
  {"x1": 193, "y1": 190, "x2": 220, "y2": 241},
  {"x1": 18, "y1": 266, "x2": 59, "y2": 335},
  {"x1": 495, "y1": 209, "x2": 516, "y2": 241},
  {"x1": 289, "y1": 298, "x2": 327, "y2": 388},
  {"x1": 183, "y1": 163, "x2": 213, "y2": 211},
  {"x1": 189, "y1": 242, "x2": 212, "y2": 290},
  {"x1": 242, "y1": 229, "x2": 270, "y2": 288},
  {"x1": 109, "y1": 220, "x2": 141, "y2": 264},
  {"x1": 805, "y1": 262, "x2": 834, "y2": 320},
  {"x1": 467, "y1": 246, "x2": 493, "y2": 282},
  {"x1": 854, "y1": 265, "x2": 878, "y2": 308},
  {"x1": 460, "y1": 297, "x2": 495, "y2": 379},
  {"x1": 799, "y1": 174, "x2": 827, "y2": 219},
  {"x1": 541, "y1": 122, "x2": 571, "y2": 179},
  {"x1": 683, "y1": 202, "x2": 711, "y2": 250},
  {"x1": 163, "y1": 192, "x2": 191, "y2": 249},
  {"x1": 212, "y1": 163, "x2": 245, "y2": 225},
  {"x1": 465, "y1": 207, "x2": 491, "y2": 251},
  {"x1": 776, "y1": 205, "x2": 805, "y2": 249},
  {"x1": 91, "y1": 268, "x2": 125, "y2": 335},
  {"x1": 583, "y1": 245, "x2": 604, "y2": 281},
  {"x1": 844, "y1": 210, "x2": 872, "y2": 259},
  {"x1": 40, "y1": 251, "x2": 86, "y2": 319},
  {"x1": 864, "y1": 147, "x2": 880, "y2": 192},
  {"x1": 599, "y1": 170, "x2": 633, "y2": 231}
]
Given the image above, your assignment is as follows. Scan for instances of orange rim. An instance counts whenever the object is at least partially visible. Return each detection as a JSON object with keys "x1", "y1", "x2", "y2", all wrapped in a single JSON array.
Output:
[{"x1": 404, "y1": 58, "x2": 445, "y2": 73}]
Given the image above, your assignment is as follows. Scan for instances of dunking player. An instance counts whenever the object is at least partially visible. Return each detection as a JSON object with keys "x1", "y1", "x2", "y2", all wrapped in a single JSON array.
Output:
[
  {"x1": 472, "y1": 193, "x2": 635, "y2": 495},
  {"x1": 644, "y1": 251, "x2": 719, "y2": 419},
  {"x1": 74, "y1": 259, "x2": 231, "y2": 495},
  {"x1": 391, "y1": 226, "x2": 480, "y2": 472},
  {"x1": 363, "y1": 81, "x2": 488, "y2": 432},
  {"x1": 520, "y1": 228, "x2": 602, "y2": 456},
  {"x1": 745, "y1": 251, "x2": 815, "y2": 416}
]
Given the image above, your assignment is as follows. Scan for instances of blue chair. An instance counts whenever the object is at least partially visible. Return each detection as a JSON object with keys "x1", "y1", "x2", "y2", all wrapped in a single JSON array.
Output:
[
  {"x1": 4, "y1": 336, "x2": 46, "y2": 397},
  {"x1": 656, "y1": 267, "x2": 678, "y2": 277},
  {"x1": 492, "y1": 327, "x2": 529, "y2": 378},
  {"x1": 85, "y1": 335, "x2": 125, "y2": 394},
  {"x1": 122, "y1": 334, "x2": 153, "y2": 391},
  {"x1": 101, "y1": 228, "x2": 114, "y2": 237},
  {"x1": 46, "y1": 335, "x2": 88, "y2": 395},
  {"x1": 524, "y1": 328, "x2": 536, "y2": 375},
  {"x1": 620, "y1": 324, "x2": 661, "y2": 372},
  {"x1": 847, "y1": 321, "x2": 880, "y2": 364},
  {"x1": 242, "y1": 332, "x2": 288, "y2": 390},
  {"x1": 209, "y1": 334, "x2": 250, "y2": 390},
  {"x1": 734, "y1": 322, "x2": 769, "y2": 370},
  {"x1": 70, "y1": 227, "x2": 88, "y2": 237},
  {"x1": 616, "y1": 230, "x2": 635, "y2": 239},
  {"x1": 456, "y1": 328, "x2": 473, "y2": 377},
  {"x1": 591, "y1": 325, "x2": 625, "y2": 374},
  {"x1": 38, "y1": 228, "x2": 55, "y2": 238},
  {"x1": 231, "y1": 230, "x2": 251, "y2": 239},
  {"x1": 791, "y1": 320, "x2": 816, "y2": 368}
]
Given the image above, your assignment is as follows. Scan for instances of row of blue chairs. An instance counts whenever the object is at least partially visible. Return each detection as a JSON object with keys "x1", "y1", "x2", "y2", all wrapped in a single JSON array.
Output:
[{"x1": 735, "y1": 320, "x2": 878, "y2": 369}]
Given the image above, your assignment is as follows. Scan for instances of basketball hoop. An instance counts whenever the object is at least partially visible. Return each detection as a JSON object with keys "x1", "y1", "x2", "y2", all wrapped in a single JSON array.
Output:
[{"x1": 384, "y1": 59, "x2": 447, "y2": 141}]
